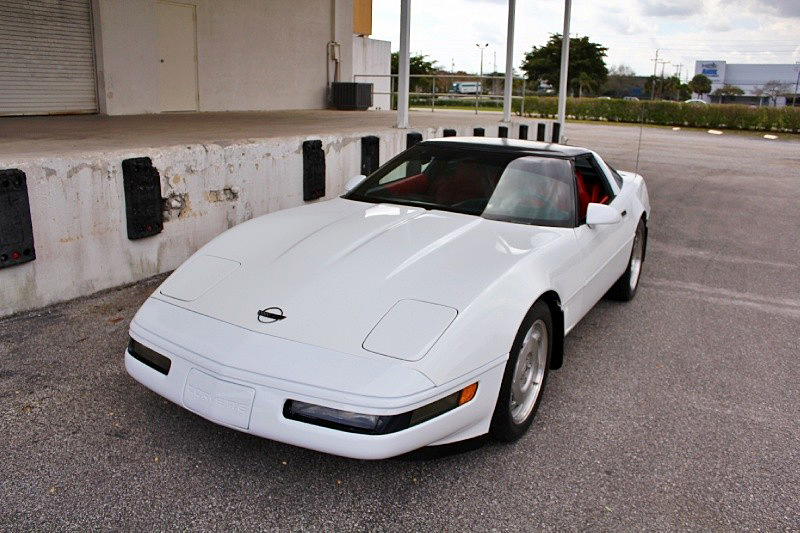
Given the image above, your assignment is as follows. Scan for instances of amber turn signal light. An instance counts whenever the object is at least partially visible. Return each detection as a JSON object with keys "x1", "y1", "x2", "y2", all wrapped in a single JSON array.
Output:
[{"x1": 458, "y1": 383, "x2": 478, "y2": 405}]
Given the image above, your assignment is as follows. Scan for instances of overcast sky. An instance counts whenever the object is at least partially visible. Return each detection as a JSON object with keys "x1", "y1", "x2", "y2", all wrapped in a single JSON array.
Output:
[{"x1": 371, "y1": 0, "x2": 800, "y2": 80}]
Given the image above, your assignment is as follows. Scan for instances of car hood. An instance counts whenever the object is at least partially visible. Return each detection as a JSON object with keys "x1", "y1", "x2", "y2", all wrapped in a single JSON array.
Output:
[{"x1": 152, "y1": 198, "x2": 564, "y2": 359}]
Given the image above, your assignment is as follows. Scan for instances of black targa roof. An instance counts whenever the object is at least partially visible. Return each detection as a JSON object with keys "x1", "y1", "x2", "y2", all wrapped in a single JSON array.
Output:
[{"x1": 420, "y1": 137, "x2": 592, "y2": 158}]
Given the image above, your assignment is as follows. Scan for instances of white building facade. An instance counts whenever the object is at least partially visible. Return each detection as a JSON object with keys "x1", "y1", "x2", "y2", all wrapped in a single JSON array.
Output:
[
  {"x1": 694, "y1": 60, "x2": 800, "y2": 106},
  {"x1": 0, "y1": 0, "x2": 389, "y2": 116}
]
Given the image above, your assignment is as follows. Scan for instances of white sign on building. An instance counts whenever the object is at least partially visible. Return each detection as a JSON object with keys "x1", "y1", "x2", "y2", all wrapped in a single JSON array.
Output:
[{"x1": 696, "y1": 60, "x2": 727, "y2": 84}]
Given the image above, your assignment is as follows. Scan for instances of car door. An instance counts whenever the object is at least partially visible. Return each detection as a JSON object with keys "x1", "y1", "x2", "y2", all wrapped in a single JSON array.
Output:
[{"x1": 572, "y1": 155, "x2": 633, "y2": 319}]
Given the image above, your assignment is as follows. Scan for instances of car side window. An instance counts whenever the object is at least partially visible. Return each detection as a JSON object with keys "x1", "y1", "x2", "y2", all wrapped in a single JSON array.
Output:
[
  {"x1": 574, "y1": 156, "x2": 615, "y2": 222},
  {"x1": 607, "y1": 165, "x2": 624, "y2": 189},
  {"x1": 377, "y1": 159, "x2": 431, "y2": 185}
]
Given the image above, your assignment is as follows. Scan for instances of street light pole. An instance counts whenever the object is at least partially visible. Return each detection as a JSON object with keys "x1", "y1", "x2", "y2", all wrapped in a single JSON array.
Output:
[{"x1": 476, "y1": 43, "x2": 488, "y2": 115}]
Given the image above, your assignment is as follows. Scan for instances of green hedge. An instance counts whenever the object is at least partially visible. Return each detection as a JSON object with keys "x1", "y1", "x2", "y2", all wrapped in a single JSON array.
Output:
[
  {"x1": 410, "y1": 96, "x2": 504, "y2": 109},
  {"x1": 512, "y1": 97, "x2": 800, "y2": 133}
]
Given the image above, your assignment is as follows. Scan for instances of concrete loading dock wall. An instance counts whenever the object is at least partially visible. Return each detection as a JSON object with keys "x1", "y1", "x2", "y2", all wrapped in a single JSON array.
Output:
[{"x1": 0, "y1": 122, "x2": 545, "y2": 316}]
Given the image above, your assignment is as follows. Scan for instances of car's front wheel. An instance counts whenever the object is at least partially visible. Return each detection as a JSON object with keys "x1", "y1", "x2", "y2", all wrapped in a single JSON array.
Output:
[
  {"x1": 610, "y1": 218, "x2": 646, "y2": 301},
  {"x1": 490, "y1": 300, "x2": 552, "y2": 442}
]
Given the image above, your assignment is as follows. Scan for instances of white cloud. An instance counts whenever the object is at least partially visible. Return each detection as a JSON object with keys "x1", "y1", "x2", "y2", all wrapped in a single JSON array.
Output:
[
  {"x1": 639, "y1": 0, "x2": 704, "y2": 18},
  {"x1": 369, "y1": 0, "x2": 800, "y2": 78}
]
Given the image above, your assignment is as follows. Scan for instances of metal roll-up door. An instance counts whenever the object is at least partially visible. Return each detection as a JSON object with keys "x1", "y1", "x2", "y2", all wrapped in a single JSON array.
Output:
[{"x1": 0, "y1": 0, "x2": 97, "y2": 115}]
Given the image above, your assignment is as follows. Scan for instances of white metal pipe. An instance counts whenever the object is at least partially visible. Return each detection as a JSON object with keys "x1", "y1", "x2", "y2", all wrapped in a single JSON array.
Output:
[
  {"x1": 397, "y1": 0, "x2": 411, "y2": 129},
  {"x1": 556, "y1": 0, "x2": 571, "y2": 143},
  {"x1": 502, "y1": 0, "x2": 516, "y2": 123}
]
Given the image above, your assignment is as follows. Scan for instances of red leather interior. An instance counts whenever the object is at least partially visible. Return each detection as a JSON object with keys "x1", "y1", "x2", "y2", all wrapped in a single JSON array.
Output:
[
  {"x1": 433, "y1": 163, "x2": 489, "y2": 205},
  {"x1": 382, "y1": 173, "x2": 429, "y2": 196},
  {"x1": 575, "y1": 169, "x2": 590, "y2": 218},
  {"x1": 576, "y1": 168, "x2": 610, "y2": 218}
]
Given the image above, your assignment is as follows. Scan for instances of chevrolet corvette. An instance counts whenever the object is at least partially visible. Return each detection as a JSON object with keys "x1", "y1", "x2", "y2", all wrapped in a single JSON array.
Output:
[{"x1": 126, "y1": 137, "x2": 650, "y2": 459}]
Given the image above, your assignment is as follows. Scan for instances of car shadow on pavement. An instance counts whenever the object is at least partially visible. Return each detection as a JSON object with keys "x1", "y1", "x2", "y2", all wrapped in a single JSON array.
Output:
[{"x1": 396, "y1": 435, "x2": 491, "y2": 461}]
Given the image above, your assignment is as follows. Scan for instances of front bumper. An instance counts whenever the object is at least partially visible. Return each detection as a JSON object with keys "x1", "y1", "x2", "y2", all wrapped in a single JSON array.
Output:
[{"x1": 126, "y1": 300, "x2": 505, "y2": 459}]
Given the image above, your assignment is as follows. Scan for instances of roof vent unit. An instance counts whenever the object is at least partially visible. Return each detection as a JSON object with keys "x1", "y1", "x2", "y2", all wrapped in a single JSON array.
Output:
[{"x1": 332, "y1": 82, "x2": 373, "y2": 110}]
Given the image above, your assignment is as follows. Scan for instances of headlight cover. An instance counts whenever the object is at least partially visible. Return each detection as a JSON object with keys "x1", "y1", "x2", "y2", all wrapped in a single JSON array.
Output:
[
  {"x1": 283, "y1": 383, "x2": 478, "y2": 435},
  {"x1": 362, "y1": 299, "x2": 458, "y2": 361}
]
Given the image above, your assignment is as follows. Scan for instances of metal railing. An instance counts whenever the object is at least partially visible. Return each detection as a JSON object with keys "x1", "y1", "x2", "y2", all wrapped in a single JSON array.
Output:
[{"x1": 353, "y1": 73, "x2": 542, "y2": 115}]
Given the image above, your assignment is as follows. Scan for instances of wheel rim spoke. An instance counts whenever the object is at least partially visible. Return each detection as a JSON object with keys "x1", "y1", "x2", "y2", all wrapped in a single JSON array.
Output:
[
  {"x1": 629, "y1": 224, "x2": 644, "y2": 291},
  {"x1": 509, "y1": 319, "x2": 548, "y2": 424}
]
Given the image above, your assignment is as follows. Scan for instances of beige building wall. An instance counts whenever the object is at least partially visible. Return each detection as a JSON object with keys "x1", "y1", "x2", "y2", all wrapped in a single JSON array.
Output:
[
  {"x1": 93, "y1": 0, "x2": 354, "y2": 115},
  {"x1": 352, "y1": 35, "x2": 390, "y2": 110}
]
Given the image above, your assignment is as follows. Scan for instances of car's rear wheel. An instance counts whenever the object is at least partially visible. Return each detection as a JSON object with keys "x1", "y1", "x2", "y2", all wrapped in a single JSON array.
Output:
[
  {"x1": 609, "y1": 218, "x2": 646, "y2": 301},
  {"x1": 490, "y1": 300, "x2": 552, "y2": 442}
]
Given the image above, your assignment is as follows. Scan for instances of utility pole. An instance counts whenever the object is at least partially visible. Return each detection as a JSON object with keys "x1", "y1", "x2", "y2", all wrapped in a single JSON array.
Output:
[
  {"x1": 650, "y1": 49, "x2": 659, "y2": 100},
  {"x1": 655, "y1": 59, "x2": 669, "y2": 99},
  {"x1": 674, "y1": 63, "x2": 684, "y2": 100}
]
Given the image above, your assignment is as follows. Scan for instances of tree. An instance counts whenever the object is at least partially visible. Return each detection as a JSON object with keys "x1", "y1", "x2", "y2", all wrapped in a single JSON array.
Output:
[
  {"x1": 391, "y1": 52, "x2": 438, "y2": 92},
  {"x1": 752, "y1": 87, "x2": 766, "y2": 107},
  {"x1": 687, "y1": 74, "x2": 712, "y2": 98},
  {"x1": 661, "y1": 76, "x2": 684, "y2": 101},
  {"x1": 609, "y1": 64, "x2": 635, "y2": 77},
  {"x1": 711, "y1": 84, "x2": 744, "y2": 103},
  {"x1": 521, "y1": 34, "x2": 608, "y2": 96},
  {"x1": 572, "y1": 71, "x2": 599, "y2": 97},
  {"x1": 643, "y1": 76, "x2": 659, "y2": 99},
  {"x1": 757, "y1": 80, "x2": 790, "y2": 106}
]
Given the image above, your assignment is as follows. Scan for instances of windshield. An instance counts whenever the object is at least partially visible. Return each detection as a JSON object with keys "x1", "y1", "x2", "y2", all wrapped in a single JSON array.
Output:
[{"x1": 346, "y1": 144, "x2": 576, "y2": 227}]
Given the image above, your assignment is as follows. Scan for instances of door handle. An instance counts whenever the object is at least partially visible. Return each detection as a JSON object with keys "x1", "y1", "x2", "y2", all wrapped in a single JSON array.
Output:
[{"x1": 620, "y1": 209, "x2": 627, "y2": 217}]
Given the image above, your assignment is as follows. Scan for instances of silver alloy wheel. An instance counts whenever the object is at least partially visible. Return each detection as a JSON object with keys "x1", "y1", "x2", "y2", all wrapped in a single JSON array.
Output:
[
  {"x1": 510, "y1": 319, "x2": 548, "y2": 424},
  {"x1": 629, "y1": 223, "x2": 645, "y2": 291}
]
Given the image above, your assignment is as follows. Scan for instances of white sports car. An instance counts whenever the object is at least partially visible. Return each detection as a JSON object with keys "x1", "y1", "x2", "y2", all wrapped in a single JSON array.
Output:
[{"x1": 126, "y1": 138, "x2": 650, "y2": 459}]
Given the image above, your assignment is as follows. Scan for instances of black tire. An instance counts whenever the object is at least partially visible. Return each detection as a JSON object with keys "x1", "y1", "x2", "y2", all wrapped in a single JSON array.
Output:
[
  {"x1": 490, "y1": 300, "x2": 552, "y2": 442},
  {"x1": 609, "y1": 218, "x2": 646, "y2": 301}
]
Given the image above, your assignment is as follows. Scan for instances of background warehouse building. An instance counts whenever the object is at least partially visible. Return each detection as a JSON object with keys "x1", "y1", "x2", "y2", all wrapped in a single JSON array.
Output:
[
  {"x1": 694, "y1": 60, "x2": 800, "y2": 106},
  {"x1": 0, "y1": 0, "x2": 389, "y2": 116}
]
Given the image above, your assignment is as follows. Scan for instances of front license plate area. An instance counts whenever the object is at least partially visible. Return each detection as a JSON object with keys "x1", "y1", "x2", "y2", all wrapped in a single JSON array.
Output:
[{"x1": 183, "y1": 369, "x2": 255, "y2": 429}]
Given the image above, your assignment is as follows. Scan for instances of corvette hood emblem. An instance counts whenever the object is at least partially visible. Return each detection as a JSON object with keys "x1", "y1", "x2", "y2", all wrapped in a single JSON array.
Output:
[{"x1": 257, "y1": 307, "x2": 286, "y2": 323}]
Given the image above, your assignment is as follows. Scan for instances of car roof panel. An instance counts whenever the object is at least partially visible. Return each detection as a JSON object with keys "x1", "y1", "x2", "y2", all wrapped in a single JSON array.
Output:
[{"x1": 419, "y1": 137, "x2": 592, "y2": 157}]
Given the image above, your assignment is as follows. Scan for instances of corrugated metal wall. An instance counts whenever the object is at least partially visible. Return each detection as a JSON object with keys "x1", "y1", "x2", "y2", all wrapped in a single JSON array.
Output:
[{"x1": 0, "y1": 0, "x2": 97, "y2": 115}]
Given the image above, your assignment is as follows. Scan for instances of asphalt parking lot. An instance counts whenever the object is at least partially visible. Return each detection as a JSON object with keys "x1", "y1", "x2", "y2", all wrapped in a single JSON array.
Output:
[{"x1": 1, "y1": 122, "x2": 798, "y2": 530}]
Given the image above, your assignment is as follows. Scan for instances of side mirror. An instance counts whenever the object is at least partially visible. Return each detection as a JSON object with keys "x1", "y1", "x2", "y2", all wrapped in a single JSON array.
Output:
[
  {"x1": 585, "y1": 203, "x2": 622, "y2": 226},
  {"x1": 344, "y1": 174, "x2": 367, "y2": 193}
]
